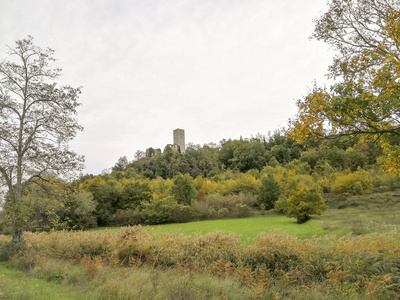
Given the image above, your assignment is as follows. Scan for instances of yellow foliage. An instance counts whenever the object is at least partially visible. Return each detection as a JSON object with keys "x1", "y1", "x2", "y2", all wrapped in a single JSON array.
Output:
[{"x1": 332, "y1": 168, "x2": 373, "y2": 195}]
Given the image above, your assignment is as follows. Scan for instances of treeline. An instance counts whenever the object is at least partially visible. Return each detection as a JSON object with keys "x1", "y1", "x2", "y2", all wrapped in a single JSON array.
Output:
[
  {"x1": 112, "y1": 132, "x2": 379, "y2": 180},
  {"x1": 124, "y1": 133, "x2": 302, "y2": 178},
  {"x1": 1, "y1": 132, "x2": 399, "y2": 233}
]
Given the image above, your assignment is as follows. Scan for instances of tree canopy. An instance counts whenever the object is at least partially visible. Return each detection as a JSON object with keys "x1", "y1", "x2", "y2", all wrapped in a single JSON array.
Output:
[{"x1": 289, "y1": 0, "x2": 400, "y2": 143}]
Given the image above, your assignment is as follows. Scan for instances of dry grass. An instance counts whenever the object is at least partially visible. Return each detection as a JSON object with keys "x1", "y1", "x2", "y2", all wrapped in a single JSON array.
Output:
[{"x1": 1, "y1": 225, "x2": 393, "y2": 299}]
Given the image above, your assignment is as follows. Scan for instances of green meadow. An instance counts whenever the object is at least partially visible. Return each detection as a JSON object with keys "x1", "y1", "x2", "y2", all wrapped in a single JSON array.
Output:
[
  {"x1": 149, "y1": 215, "x2": 324, "y2": 241},
  {"x1": 0, "y1": 262, "x2": 87, "y2": 300}
]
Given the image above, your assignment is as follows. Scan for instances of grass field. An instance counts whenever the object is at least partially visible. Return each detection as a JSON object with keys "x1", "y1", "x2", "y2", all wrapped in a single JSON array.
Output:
[
  {"x1": 94, "y1": 191, "x2": 400, "y2": 241},
  {"x1": 150, "y1": 215, "x2": 325, "y2": 241},
  {"x1": 97, "y1": 215, "x2": 325, "y2": 241},
  {"x1": 1, "y1": 191, "x2": 399, "y2": 300},
  {"x1": 319, "y1": 191, "x2": 400, "y2": 235},
  {"x1": 0, "y1": 262, "x2": 87, "y2": 300}
]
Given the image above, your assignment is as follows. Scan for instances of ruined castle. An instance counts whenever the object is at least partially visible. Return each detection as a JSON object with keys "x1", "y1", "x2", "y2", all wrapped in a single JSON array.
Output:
[{"x1": 145, "y1": 128, "x2": 185, "y2": 158}]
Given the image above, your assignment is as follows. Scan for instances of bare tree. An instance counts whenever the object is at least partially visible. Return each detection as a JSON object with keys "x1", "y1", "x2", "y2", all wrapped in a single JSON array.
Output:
[{"x1": 0, "y1": 36, "x2": 84, "y2": 242}]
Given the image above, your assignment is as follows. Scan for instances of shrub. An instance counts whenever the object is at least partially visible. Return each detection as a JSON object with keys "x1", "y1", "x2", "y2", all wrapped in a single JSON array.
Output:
[
  {"x1": 371, "y1": 170, "x2": 400, "y2": 192},
  {"x1": 193, "y1": 176, "x2": 223, "y2": 196},
  {"x1": 140, "y1": 197, "x2": 178, "y2": 224},
  {"x1": 344, "y1": 147, "x2": 369, "y2": 171},
  {"x1": 332, "y1": 168, "x2": 373, "y2": 195},
  {"x1": 110, "y1": 209, "x2": 144, "y2": 226},
  {"x1": 0, "y1": 240, "x2": 27, "y2": 261},
  {"x1": 194, "y1": 193, "x2": 255, "y2": 220},
  {"x1": 18, "y1": 227, "x2": 400, "y2": 299},
  {"x1": 171, "y1": 205, "x2": 195, "y2": 223}
]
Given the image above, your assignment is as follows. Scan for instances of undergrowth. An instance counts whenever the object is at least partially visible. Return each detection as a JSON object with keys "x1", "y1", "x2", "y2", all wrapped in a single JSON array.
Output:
[{"x1": 2, "y1": 226, "x2": 398, "y2": 299}]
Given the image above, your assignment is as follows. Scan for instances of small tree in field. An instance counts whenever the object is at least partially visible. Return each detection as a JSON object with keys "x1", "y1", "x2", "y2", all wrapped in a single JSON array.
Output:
[
  {"x1": 257, "y1": 174, "x2": 280, "y2": 210},
  {"x1": 0, "y1": 37, "x2": 83, "y2": 242},
  {"x1": 285, "y1": 182, "x2": 326, "y2": 224}
]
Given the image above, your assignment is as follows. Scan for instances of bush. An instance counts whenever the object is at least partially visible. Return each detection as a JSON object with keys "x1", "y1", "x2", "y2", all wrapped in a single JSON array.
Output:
[
  {"x1": 140, "y1": 197, "x2": 176, "y2": 224},
  {"x1": 0, "y1": 240, "x2": 27, "y2": 261},
  {"x1": 18, "y1": 227, "x2": 400, "y2": 299},
  {"x1": 67, "y1": 191, "x2": 98, "y2": 230},
  {"x1": 332, "y1": 168, "x2": 373, "y2": 195},
  {"x1": 371, "y1": 170, "x2": 400, "y2": 192},
  {"x1": 170, "y1": 205, "x2": 195, "y2": 223},
  {"x1": 110, "y1": 209, "x2": 144, "y2": 226},
  {"x1": 194, "y1": 193, "x2": 255, "y2": 220}
]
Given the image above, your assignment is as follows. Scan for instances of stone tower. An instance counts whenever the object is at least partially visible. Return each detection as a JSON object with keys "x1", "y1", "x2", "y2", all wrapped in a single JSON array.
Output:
[{"x1": 173, "y1": 128, "x2": 185, "y2": 153}]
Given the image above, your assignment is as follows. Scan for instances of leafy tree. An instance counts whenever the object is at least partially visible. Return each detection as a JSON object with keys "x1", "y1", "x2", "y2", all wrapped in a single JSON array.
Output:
[
  {"x1": 156, "y1": 147, "x2": 183, "y2": 179},
  {"x1": 257, "y1": 174, "x2": 280, "y2": 209},
  {"x1": 0, "y1": 37, "x2": 83, "y2": 242},
  {"x1": 80, "y1": 176, "x2": 122, "y2": 225},
  {"x1": 0, "y1": 178, "x2": 96, "y2": 233},
  {"x1": 288, "y1": 0, "x2": 400, "y2": 169},
  {"x1": 171, "y1": 173, "x2": 196, "y2": 205},
  {"x1": 268, "y1": 156, "x2": 280, "y2": 168},
  {"x1": 120, "y1": 180, "x2": 152, "y2": 210},
  {"x1": 65, "y1": 190, "x2": 97, "y2": 230},
  {"x1": 285, "y1": 181, "x2": 326, "y2": 224},
  {"x1": 113, "y1": 156, "x2": 129, "y2": 172}
]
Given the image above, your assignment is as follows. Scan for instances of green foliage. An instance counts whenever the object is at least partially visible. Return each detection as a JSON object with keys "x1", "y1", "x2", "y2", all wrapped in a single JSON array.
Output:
[
  {"x1": 0, "y1": 241, "x2": 27, "y2": 262},
  {"x1": 268, "y1": 156, "x2": 280, "y2": 167},
  {"x1": 110, "y1": 209, "x2": 144, "y2": 226},
  {"x1": 140, "y1": 197, "x2": 181, "y2": 225},
  {"x1": 371, "y1": 170, "x2": 400, "y2": 192},
  {"x1": 194, "y1": 194, "x2": 255, "y2": 220},
  {"x1": 120, "y1": 180, "x2": 152, "y2": 209},
  {"x1": 171, "y1": 174, "x2": 196, "y2": 205},
  {"x1": 66, "y1": 191, "x2": 98, "y2": 230},
  {"x1": 80, "y1": 176, "x2": 122, "y2": 225},
  {"x1": 257, "y1": 174, "x2": 280, "y2": 209},
  {"x1": 114, "y1": 134, "x2": 303, "y2": 180},
  {"x1": 0, "y1": 178, "x2": 97, "y2": 233},
  {"x1": 288, "y1": 0, "x2": 400, "y2": 174},
  {"x1": 344, "y1": 147, "x2": 369, "y2": 171},
  {"x1": 279, "y1": 179, "x2": 326, "y2": 224},
  {"x1": 285, "y1": 159, "x2": 312, "y2": 175}
]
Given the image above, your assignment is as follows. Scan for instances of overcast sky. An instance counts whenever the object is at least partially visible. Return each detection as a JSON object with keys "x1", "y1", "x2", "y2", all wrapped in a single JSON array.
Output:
[{"x1": 1, "y1": 0, "x2": 334, "y2": 175}]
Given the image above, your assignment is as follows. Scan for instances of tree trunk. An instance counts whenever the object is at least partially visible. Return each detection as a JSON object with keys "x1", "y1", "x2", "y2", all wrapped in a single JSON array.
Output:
[{"x1": 11, "y1": 226, "x2": 24, "y2": 243}]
